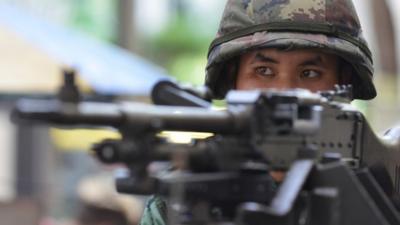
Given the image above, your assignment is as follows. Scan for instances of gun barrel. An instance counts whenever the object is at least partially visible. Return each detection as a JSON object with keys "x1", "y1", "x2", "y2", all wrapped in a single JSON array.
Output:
[
  {"x1": 13, "y1": 99, "x2": 251, "y2": 133},
  {"x1": 13, "y1": 99, "x2": 121, "y2": 126}
]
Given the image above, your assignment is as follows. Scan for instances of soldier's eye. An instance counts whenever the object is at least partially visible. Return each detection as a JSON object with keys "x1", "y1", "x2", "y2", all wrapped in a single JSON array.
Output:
[
  {"x1": 255, "y1": 66, "x2": 273, "y2": 77},
  {"x1": 301, "y1": 70, "x2": 321, "y2": 79}
]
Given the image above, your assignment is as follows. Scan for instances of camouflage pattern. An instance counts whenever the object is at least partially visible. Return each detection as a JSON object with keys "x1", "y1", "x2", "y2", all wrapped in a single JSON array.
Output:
[
  {"x1": 139, "y1": 195, "x2": 167, "y2": 225},
  {"x1": 206, "y1": 0, "x2": 376, "y2": 100}
]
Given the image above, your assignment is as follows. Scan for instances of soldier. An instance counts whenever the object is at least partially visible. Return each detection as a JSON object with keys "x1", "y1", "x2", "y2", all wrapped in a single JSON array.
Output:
[
  {"x1": 206, "y1": 0, "x2": 375, "y2": 100},
  {"x1": 140, "y1": 0, "x2": 376, "y2": 224}
]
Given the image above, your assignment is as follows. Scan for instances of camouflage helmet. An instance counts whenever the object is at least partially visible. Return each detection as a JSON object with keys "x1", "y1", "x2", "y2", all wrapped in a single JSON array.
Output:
[{"x1": 205, "y1": 0, "x2": 376, "y2": 100}]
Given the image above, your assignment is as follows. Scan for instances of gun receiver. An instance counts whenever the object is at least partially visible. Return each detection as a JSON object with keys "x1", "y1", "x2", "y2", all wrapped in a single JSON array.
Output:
[{"x1": 12, "y1": 80, "x2": 400, "y2": 225}]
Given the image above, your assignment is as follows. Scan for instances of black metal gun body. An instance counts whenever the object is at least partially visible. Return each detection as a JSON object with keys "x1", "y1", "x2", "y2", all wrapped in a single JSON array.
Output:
[{"x1": 12, "y1": 83, "x2": 400, "y2": 225}]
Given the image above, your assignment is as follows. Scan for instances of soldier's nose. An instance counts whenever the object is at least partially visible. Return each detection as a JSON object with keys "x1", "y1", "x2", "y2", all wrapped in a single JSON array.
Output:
[{"x1": 273, "y1": 76, "x2": 297, "y2": 90}]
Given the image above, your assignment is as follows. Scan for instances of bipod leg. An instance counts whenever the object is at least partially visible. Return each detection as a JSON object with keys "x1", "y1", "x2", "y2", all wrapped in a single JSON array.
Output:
[
  {"x1": 308, "y1": 162, "x2": 392, "y2": 225},
  {"x1": 237, "y1": 159, "x2": 314, "y2": 225}
]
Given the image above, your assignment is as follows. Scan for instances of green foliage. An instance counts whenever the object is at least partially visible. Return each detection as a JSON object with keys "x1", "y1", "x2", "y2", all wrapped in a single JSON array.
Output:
[
  {"x1": 352, "y1": 100, "x2": 368, "y2": 116},
  {"x1": 65, "y1": 0, "x2": 215, "y2": 85},
  {"x1": 151, "y1": 16, "x2": 210, "y2": 55},
  {"x1": 68, "y1": 0, "x2": 118, "y2": 43},
  {"x1": 169, "y1": 54, "x2": 206, "y2": 85},
  {"x1": 144, "y1": 15, "x2": 213, "y2": 84}
]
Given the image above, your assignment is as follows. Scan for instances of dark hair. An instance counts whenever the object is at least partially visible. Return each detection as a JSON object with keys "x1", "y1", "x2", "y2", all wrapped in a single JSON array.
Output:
[
  {"x1": 337, "y1": 57, "x2": 356, "y2": 87},
  {"x1": 212, "y1": 56, "x2": 240, "y2": 97}
]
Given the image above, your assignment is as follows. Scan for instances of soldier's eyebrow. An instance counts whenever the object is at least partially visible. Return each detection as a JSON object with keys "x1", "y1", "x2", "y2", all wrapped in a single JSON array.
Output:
[
  {"x1": 252, "y1": 52, "x2": 279, "y2": 64},
  {"x1": 299, "y1": 55, "x2": 324, "y2": 67}
]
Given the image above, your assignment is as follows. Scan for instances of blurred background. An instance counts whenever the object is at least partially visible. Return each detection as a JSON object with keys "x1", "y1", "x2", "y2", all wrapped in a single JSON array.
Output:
[{"x1": 0, "y1": 0, "x2": 399, "y2": 224}]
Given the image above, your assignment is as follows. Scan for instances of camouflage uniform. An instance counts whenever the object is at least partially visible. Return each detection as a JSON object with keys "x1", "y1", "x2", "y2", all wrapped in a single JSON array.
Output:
[
  {"x1": 139, "y1": 195, "x2": 167, "y2": 225},
  {"x1": 139, "y1": 0, "x2": 376, "y2": 224}
]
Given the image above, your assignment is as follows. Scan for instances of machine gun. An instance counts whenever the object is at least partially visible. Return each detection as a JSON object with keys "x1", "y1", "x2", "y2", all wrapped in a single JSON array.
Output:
[{"x1": 11, "y1": 73, "x2": 400, "y2": 225}]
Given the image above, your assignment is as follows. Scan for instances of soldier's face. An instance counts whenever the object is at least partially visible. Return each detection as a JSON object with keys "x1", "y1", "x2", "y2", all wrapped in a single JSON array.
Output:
[{"x1": 236, "y1": 48, "x2": 340, "y2": 92}]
